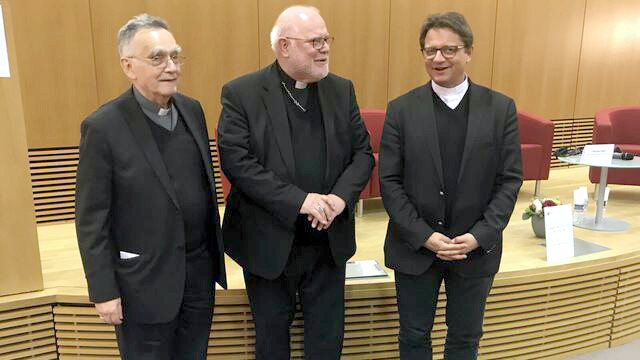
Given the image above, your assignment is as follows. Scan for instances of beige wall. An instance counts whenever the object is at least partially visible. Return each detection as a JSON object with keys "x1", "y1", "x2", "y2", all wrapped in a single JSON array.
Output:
[
  {"x1": 5, "y1": 0, "x2": 640, "y2": 149},
  {"x1": 0, "y1": 0, "x2": 43, "y2": 296}
]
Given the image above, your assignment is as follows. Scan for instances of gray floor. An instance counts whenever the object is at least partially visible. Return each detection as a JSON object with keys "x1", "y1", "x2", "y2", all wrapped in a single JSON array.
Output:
[{"x1": 565, "y1": 339, "x2": 640, "y2": 359}]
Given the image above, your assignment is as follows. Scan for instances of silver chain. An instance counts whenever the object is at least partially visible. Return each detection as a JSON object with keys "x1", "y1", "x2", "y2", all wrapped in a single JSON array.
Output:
[{"x1": 281, "y1": 81, "x2": 307, "y2": 112}]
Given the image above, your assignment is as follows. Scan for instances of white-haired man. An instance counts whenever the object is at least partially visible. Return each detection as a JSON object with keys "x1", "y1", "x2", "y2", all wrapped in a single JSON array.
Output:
[
  {"x1": 75, "y1": 14, "x2": 226, "y2": 359},
  {"x1": 217, "y1": 5, "x2": 373, "y2": 360}
]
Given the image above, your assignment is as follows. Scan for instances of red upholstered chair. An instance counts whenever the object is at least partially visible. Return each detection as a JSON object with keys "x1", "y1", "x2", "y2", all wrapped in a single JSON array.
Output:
[
  {"x1": 357, "y1": 109, "x2": 385, "y2": 216},
  {"x1": 517, "y1": 111, "x2": 554, "y2": 197},
  {"x1": 589, "y1": 106, "x2": 640, "y2": 186}
]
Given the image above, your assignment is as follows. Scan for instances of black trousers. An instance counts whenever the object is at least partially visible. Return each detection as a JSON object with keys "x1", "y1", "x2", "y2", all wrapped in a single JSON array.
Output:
[
  {"x1": 115, "y1": 251, "x2": 214, "y2": 360},
  {"x1": 244, "y1": 240, "x2": 346, "y2": 360},
  {"x1": 395, "y1": 260, "x2": 494, "y2": 360}
]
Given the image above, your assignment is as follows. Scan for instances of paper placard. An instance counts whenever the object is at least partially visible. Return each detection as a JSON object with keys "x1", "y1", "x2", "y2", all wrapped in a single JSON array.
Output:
[
  {"x1": 0, "y1": 5, "x2": 10, "y2": 78},
  {"x1": 545, "y1": 204, "x2": 575, "y2": 262},
  {"x1": 345, "y1": 260, "x2": 387, "y2": 279},
  {"x1": 580, "y1": 144, "x2": 614, "y2": 167}
]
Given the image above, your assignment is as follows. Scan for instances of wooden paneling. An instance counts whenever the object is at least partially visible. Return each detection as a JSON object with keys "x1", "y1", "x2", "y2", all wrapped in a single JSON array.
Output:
[
  {"x1": 25, "y1": 142, "x2": 225, "y2": 225},
  {"x1": 0, "y1": 0, "x2": 43, "y2": 296},
  {"x1": 89, "y1": 0, "x2": 259, "y2": 134},
  {"x1": 10, "y1": 0, "x2": 98, "y2": 148},
  {"x1": 388, "y1": 0, "x2": 497, "y2": 102},
  {"x1": 574, "y1": 0, "x2": 640, "y2": 118},
  {"x1": 492, "y1": 0, "x2": 585, "y2": 119},
  {"x1": 0, "y1": 305, "x2": 56, "y2": 360},
  {"x1": 258, "y1": 0, "x2": 390, "y2": 109}
]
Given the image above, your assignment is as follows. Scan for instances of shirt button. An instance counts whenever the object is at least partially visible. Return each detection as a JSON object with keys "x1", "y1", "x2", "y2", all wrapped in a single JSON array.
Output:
[{"x1": 439, "y1": 190, "x2": 445, "y2": 196}]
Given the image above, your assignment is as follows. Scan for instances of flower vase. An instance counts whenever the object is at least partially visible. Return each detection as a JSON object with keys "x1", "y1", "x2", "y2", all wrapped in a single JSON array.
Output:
[{"x1": 531, "y1": 215, "x2": 545, "y2": 238}]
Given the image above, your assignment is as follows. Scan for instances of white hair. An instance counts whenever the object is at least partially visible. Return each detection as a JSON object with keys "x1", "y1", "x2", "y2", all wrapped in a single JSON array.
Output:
[
  {"x1": 269, "y1": 6, "x2": 320, "y2": 52},
  {"x1": 117, "y1": 14, "x2": 169, "y2": 56}
]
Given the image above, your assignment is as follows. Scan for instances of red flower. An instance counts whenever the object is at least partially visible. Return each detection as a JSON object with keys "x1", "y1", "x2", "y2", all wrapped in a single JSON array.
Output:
[{"x1": 542, "y1": 200, "x2": 557, "y2": 207}]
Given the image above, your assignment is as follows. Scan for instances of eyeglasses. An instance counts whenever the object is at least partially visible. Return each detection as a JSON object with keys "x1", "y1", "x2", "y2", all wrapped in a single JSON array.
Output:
[
  {"x1": 285, "y1": 36, "x2": 334, "y2": 50},
  {"x1": 421, "y1": 45, "x2": 466, "y2": 59},
  {"x1": 127, "y1": 54, "x2": 186, "y2": 68}
]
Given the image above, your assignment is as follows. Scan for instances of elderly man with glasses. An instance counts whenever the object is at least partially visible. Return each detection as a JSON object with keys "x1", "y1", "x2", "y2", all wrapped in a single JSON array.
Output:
[
  {"x1": 217, "y1": 5, "x2": 373, "y2": 360},
  {"x1": 75, "y1": 13, "x2": 226, "y2": 360}
]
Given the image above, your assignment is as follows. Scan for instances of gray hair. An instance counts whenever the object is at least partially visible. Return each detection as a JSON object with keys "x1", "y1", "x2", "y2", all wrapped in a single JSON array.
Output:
[
  {"x1": 270, "y1": 5, "x2": 320, "y2": 52},
  {"x1": 117, "y1": 14, "x2": 169, "y2": 55},
  {"x1": 419, "y1": 12, "x2": 473, "y2": 50}
]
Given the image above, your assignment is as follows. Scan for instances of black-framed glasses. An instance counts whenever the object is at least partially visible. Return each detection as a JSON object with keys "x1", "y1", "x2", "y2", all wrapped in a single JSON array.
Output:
[
  {"x1": 285, "y1": 35, "x2": 334, "y2": 49},
  {"x1": 127, "y1": 54, "x2": 186, "y2": 68},
  {"x1": 421, "y1": 45, "x2": 466, "y2": 59}
]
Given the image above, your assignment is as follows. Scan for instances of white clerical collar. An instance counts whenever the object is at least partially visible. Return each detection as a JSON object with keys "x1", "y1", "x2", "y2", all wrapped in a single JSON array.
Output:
[
  {"x1": 431, "y1": 76, "x2": 469, "y2": 109},
  {"x1": 294, "y1": 81, "x2": 307, "y2": 89}
]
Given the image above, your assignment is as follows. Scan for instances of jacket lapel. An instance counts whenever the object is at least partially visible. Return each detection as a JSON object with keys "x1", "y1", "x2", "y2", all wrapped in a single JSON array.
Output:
[
  {"x1": 174, "y1": 96, "x2": 217, "y2": 196},
  {"x1": 261, "y1": 63, "x2": 296, "y2": 180},
  {"x1": 317, "y1": 78, "x2": 335, "y2": 186},
  {"x1": 418, "y1": 83, "x2": 444, "y2": 186},
  {"x1": 457, "y1": 82, "x2": 485, "y2": 184},
  {"x1": 121, "y1": 88, "x2": 181, "y2": 210}
]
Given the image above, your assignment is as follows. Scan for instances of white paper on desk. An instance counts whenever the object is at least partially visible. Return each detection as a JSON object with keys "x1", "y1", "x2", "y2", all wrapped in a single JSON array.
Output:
[
  {"x1": 0, "y1": 5, "x2": 10, "y2": 78},
  {"x1": 345, "y1": 260, "x2": 387, "y2": 279},
  {"x1": 580, "y1": 144, "x2": 614, "y2": 167},
  {"x1": 545, "y1": 204, "x2": 575, "y2": 262}
]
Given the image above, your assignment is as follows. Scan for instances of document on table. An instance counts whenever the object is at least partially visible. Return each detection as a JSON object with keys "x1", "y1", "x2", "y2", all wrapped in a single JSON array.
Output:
[
  {"x1": 545, "y1": 204, "x2": 575, "y2": 262},
  {"x1": 346, "y1": 260, "x2": 388, "y2": 279}
]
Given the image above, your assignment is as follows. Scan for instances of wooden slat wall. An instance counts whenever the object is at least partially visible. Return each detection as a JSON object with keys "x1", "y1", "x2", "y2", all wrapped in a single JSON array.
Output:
[
  {"x1": 612, "y1": 263, "x2": 640, "y2": 346},
  {"x1": 550, "y1": 119, "x2": 594, "y2": 169},
  {"x1": 28, "y1": 140, "x2": 226, "y2": 225},
  {"x1": 47, "y1": 256, "x2": 640, "y2": 359},
  {"x1": 0, "y1": 305, "x2": 57, "y2": 360}
]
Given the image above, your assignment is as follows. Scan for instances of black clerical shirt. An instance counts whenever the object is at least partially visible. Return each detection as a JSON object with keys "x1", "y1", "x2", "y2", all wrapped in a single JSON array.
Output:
[
  {"x1": 433, "y1": 88, "x2": 470, "y2": 237},
  {"x1": 277, "y1": 64, "x2": 327, "y2": 242}
]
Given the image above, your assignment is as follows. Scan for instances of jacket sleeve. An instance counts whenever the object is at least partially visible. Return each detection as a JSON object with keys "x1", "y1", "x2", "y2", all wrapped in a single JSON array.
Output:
[
  {"x1": 469, "y1": 99, "x2": 523, "y2": 252},
  {"x1": 217, "y1": 83, "x2": 307, "y2": 227},
  {"x1": 379, "y1": 102, "x2": 435, "y2": 251},
  {"x1": 75, "y1": 119, "x2": 120, "y2": 303},
  {"x1": 329, "y1": 81, "x2": 374, "y2": 213}
]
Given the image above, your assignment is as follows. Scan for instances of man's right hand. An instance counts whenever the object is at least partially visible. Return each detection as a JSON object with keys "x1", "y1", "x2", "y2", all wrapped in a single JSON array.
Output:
[
  {"x1": 95, "y1": 297, "x2": 123, "y2": 325},
  {"x1": 424, "y1": 232, "x2": 468, "y2": 261},
  {"x1": 300, "y1": 193, "x2": 332, "y2": 228}
]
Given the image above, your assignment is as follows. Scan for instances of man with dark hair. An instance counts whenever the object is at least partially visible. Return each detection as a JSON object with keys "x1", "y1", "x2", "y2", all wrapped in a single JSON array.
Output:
[
  {"x1": 380, "y1": 11, "x2": 522, "y2": 360},
  {"x1": 217, "y1": 5, "x2": 373, "y2": 360},
  {"x1": 75, "y1": 13, "x2": 226, "y2": 360}
]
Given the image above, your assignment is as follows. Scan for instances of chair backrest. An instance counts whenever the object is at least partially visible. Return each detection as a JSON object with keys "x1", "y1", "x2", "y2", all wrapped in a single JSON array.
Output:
[
  {"x1": 517, "y1": 111, "x2": 554, "y2": 145},
  {"x1": 610, "y1": 107, "x2": 640, "y2": 145},
  {"x1": 516, "y1": 110, "x2": 555, "y2": 180},
  {"x1": 360, "y1": 109, "x2": 385, "y2": 152}
]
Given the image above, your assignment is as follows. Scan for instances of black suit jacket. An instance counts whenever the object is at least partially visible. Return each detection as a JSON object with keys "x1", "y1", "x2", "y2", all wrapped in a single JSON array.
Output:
[
  {"x1": 218, "y1": 63, "x2": 374, "y2": 279},
  {"x1": 75, "y1": 88, "x2": 227, "y2": 324},
  {"x1": 380, "y1": 81, "x2": 522, "y2": 277}
]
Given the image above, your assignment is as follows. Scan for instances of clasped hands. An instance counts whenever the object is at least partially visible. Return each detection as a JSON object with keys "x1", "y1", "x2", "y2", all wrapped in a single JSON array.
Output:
[
  {"x1": 300, "y1": 193, "x2": 346, "y2": 230},
  {"x1": 424, "y1": 232, "x2": 479, "y2": 261}
]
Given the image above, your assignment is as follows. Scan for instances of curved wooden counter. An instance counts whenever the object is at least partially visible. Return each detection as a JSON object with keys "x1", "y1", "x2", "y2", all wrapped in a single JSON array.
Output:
[{"x1": 1, "y1": 167, "x2": 639, "y2": 359}]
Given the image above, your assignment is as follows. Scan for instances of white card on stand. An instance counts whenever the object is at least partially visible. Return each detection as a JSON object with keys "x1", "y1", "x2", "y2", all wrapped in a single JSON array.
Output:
[
  {"x1": 545, "y1": 204, "x2": 575, "y2": 262},
  {"x1": 580, "y1": 144, "x2": 614, "y2": 167}
]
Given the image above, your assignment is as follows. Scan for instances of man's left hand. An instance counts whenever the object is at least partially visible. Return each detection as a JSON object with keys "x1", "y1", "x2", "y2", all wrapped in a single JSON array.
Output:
[
  {"x1": 436, "y1": 233, "x2": 479, "y2": 261},
  {"x1": 308, "y1": 194, "x2": 346, "y2": 230}
]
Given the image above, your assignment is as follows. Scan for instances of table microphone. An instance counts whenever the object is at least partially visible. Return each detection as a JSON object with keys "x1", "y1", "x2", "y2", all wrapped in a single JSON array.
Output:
[{"x1": 612, "y1": 152, "x2": 634, "y2": 160}]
